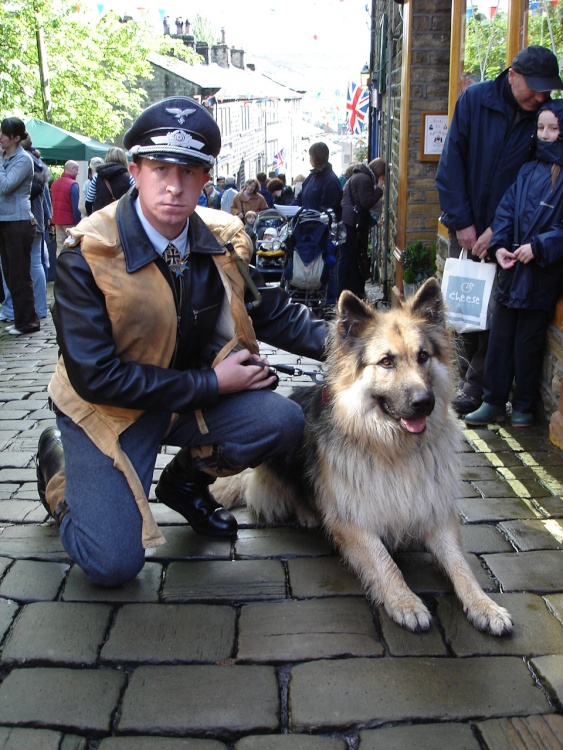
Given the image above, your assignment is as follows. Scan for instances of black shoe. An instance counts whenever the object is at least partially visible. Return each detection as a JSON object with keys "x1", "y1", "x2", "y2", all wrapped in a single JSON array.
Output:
[
  {"x1": 36, "y1": 427, "x2": 69, "y2": 524},
  {"x1": 452, "y1": 392, "x2": 480, "y2": 417},
  {"x1": 155, "y1": 462, "x2": 238, "y2": 539}
]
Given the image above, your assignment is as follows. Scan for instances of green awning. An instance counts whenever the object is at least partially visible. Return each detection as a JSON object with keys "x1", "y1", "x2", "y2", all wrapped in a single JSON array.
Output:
[{"x1": 24, "y1": 118, "x2": 111, "y2": 163}]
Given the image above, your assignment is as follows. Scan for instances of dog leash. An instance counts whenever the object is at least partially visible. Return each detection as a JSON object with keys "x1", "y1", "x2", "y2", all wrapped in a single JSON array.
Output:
[{"x1": 243, "y1": 359, "x2": 325, "y2": 384}]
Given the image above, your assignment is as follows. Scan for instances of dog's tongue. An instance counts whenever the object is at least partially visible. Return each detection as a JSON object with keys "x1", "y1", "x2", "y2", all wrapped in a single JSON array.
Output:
[{"x1": 400, "y1": 416, "x2": 427, "y2": 433}]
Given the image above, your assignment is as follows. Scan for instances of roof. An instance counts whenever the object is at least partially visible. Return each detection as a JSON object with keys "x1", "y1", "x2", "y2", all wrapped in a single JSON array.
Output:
[{"x1": 147, "y1": 53, "x2": 302, "y2": 102}]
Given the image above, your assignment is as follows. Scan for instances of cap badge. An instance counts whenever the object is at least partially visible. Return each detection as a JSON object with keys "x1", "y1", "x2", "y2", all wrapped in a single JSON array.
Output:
[
  {"x1": 151, "y1": 130, "x2": 205, "y2": 151},
  {"x1": 166, "y1": 107, "x2": 196, "y2": 124}
]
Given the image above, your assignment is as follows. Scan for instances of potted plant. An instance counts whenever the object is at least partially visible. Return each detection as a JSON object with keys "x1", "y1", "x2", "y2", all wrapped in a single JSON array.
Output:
[{"x1": 402, "y1": 241, "x2": 436, "y2": 296}]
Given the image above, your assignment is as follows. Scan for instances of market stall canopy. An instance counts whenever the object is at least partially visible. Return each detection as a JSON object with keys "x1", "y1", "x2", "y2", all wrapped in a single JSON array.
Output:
[{"x1": 24, "y1": 118, "x2": 111, "y2": 163}]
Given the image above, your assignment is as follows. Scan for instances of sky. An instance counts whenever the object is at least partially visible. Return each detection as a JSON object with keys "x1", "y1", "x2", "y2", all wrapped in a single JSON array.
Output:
[{"x1": 95, "y1": 0, "x2": 372, "y2": 94}]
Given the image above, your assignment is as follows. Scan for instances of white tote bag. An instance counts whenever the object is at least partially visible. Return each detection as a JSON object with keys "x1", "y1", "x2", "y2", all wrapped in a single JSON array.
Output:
[{"x1": 441, "y1": 250, "x2": 497, "y2": 333}]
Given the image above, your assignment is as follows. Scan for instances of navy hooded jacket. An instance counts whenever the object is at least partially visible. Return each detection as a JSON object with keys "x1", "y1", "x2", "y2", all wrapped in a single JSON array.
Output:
[
  {"x1": 436, "y1": 70, "x2": 537, "y2": 236},
  {"x1": 488, "y1": 100, "x2": 563, "y2": 311}
]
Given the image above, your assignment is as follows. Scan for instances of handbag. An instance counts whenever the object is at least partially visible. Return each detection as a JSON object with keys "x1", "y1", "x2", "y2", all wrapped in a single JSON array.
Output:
[{"x1": 441, "y1": 249, "x2": 496, "y2": 333}]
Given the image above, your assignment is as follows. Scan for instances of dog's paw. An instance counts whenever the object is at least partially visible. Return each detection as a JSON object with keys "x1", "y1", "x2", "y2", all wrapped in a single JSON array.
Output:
[
  {"x1": 385, "y1": 593, "x2": 432, "y2": 632},
  {"x1": 466, "y1": 599, "x2": 513, "y2": 637}
]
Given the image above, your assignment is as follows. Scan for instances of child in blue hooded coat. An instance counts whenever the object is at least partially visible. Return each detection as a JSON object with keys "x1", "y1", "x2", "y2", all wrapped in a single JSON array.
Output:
[{"x1": 465, "y1": 100, "x2": 563, "y2": 427}]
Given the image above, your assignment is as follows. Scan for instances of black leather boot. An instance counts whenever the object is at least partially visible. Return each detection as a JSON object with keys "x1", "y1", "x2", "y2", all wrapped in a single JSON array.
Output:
[
  {"x1": 36, "y1": 427, "x2": 69, "y2": 525},
  {"x1": 155, "y1": 448, "x2": 238, "y2": 538}
]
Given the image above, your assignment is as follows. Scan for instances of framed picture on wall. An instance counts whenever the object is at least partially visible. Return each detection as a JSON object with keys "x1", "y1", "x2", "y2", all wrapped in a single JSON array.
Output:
[{"x1": 420, "y1": 112, "x2": 448, "y2": 161}]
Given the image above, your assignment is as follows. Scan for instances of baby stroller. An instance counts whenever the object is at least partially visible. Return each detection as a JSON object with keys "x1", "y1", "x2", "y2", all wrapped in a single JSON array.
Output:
[
  {"x1": 254, "y1": 208, "x2": 287, "y2": 282},
  {"x1": 281, "y1": 208, "x2": 340, "y2": 313}
]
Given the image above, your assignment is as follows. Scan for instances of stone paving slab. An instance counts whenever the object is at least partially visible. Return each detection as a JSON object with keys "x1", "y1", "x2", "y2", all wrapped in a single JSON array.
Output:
[
  {"x1": 100, "y1": 603, "x2": 235, "y2": 664},
  {"x1": 459, "y1": 523, "x2": 513, "y2": 553},
  {"x1": 475, "y1": 714, "x2": 563, "y2": 750},
  {"x1": 436, "y1": 593, "x2": 563, "y2": 657},
  {"x1": 499, "y1": 519, "x2": 563, "y2": 551},
  {"x1": 483, "y1": 550, "x2": 563, "y2": 592},
  {"x1": 545, "y1": 593, "x2": 563, "y2": 624},
  {"x1": 457, "y1": 497, "x2": 540, "y2": 522},
  {"x1": 530, "y1": 655, "x2": 563, "y2": 709},
  {"x1": 378, "y1": 607, "x2": 449, "y2": 656},
  {"x1": 0, "y1": 667, "x2": 126, "y2": 732},
  {"x1": 287, "y1": 557, "x2": 364, "y2": 598},
  {"x1": 0, "y1": 525, "x2": 69, "y2": 560},
  {"x1": 0, "y1": 451, "x2": 35, "y2": 467},
  {"x1": 62, "y1": 562, "x2": 162, "y2": 603},
  {"x1": 358, "y1": 722, "x2": 481, "y2": 749},
  {"x1": 99, "y1": 739, "x2": 227, "y2": 749},
  {"x1": 0, "y1": 598, "x2": 19, "y2": 642},
  {"x1": 235, "y1": 737, "x2": 346, "y2": 749},
  {"x1": 118, "y1": 665, "x2": 279, "y2": 735},
  {"x1": 237, "y1": 597, "x2": 383, "y2": 662},
  {"x1": 162, "y1": 560, "x2": 287, "y2": 602},
  {"x1": 0, "y1": 500, "x2": 49, "y2": 524},
  {"x1": 0, "y1": 559, "x2": 67, "y2": 602},
  {"x1": 2, "y1": 602, "x2": 112, "y2": 666},
  {"x1": 145, "y1": 525, "x2": 232, "y2": 560},
  {"x1": 0, "y1": 727, "x2": 87, "y2": 750},
  {"x1": 234, "y1": 528, "x2": 333, "y2": 558},
  {"x1": 289, "y1": 657, "x2": 551, "y2": 731}
]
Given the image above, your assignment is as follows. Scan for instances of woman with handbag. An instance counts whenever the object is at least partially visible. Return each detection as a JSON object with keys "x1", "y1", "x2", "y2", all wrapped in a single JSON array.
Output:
[
  {"x1": 337, "y1": 158, "x2": 386, "y2": 299},
  {"x1": 85, "y1": 147, "x2": 135, "y2": 215},
  {"x1": 464, "y1": 101, "x2": 563, "y2": 428}
]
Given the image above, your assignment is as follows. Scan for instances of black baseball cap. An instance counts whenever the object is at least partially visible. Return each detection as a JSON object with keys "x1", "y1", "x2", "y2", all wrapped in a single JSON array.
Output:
[
  {"x1": 123, "y1": 96, "x2": 221, "y2": 168},
  {"x1": 511, "y1": 46, "x2": 563, "y2": 92}
]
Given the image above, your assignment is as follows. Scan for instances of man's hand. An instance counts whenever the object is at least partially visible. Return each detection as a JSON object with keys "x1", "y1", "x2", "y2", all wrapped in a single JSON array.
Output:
[
  {"x1": 471, "y1": 227, "x2": 493, "y2": 259},
  {"x1": 495, "y1": 247, "x2": 517, "y2": 269},
  {"x1": 214, "y1": 349, "x2": 278, "y2": 394},
  {"x1": 456, "y1": 225, "x2": 477, "y2": 251},
  {"x1": 514, "y1": 243, "x2": 534, "y2": 264}
]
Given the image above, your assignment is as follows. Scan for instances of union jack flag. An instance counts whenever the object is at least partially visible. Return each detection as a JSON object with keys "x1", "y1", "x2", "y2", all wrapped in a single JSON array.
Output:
[
  {"x1": 273, "y1": 148, "x2": 286, "y2": 175},
  {"x1": 346, "y1": 81, "x2": 369, "y2": 134}
]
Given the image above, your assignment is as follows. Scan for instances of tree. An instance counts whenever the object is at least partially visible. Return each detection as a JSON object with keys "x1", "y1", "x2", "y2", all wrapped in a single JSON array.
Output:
[
  {"x1": 464, "y1": 3, "x2": 563, "y2": 86},
  {"x1": 0, "y1": 0, "x2": 201, "y2": 142}
]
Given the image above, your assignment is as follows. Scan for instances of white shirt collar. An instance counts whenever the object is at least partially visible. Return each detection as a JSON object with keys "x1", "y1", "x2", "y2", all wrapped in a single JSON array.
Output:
[{"x1": 133, "y1": 197, "x2": 189, "y2": 257}]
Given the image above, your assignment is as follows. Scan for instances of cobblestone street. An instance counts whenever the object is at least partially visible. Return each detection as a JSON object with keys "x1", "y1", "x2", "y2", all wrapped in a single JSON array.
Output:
[{"x1": 0, "y1": 286, "x2": 561, "y2": 749}]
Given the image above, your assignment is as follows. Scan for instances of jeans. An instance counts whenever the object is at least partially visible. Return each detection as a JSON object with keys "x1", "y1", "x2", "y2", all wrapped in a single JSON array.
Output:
[
  {"x1": 55, "y1": 389, "x2": 305, "y2": 586},
  {"x1": 0, "y1": 219, "x2": 39, "y2": 331},
  {"x1": 1, "y1": 232, "x2": 48, "y2": 319}
]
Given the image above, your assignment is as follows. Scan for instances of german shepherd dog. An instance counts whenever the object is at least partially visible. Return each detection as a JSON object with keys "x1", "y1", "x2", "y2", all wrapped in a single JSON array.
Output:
[{"x1": 218, "y1": 278, "x2": 512, "y2": 635}]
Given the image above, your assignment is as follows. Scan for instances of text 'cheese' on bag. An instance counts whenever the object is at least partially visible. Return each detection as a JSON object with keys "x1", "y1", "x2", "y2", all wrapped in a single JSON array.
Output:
[{"x1": 441, "y1": 250, "x2": 496, "y2": 333}]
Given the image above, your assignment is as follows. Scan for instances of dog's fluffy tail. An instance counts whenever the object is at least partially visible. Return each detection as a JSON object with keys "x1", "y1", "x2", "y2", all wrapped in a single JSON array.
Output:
[{"x1": 212, "y1": 469, "x2": 251, "y2": 509}]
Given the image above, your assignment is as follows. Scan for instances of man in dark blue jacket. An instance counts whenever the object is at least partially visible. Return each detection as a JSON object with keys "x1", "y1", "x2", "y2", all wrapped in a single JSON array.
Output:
[{"x1": 436, "y1": 45, "x2": 563, "y2": 415}]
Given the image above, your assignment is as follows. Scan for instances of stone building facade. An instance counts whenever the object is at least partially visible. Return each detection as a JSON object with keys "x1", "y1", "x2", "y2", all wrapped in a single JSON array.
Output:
[{"x1": 137, "y1": 45, "x2": 304, "y2": 187}]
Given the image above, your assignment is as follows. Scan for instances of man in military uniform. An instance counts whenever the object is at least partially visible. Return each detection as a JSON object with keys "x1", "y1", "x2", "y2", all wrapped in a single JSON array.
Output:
[{"x1": 36, "y1": 97, "x2": 326, "y2": 587}]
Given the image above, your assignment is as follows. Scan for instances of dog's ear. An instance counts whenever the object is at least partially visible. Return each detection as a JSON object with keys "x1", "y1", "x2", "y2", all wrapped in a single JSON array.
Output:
[
  {"x1": 409, "y1": 278, "x2": 446, "y2": 327},
  {"x1": 336, "y1": 291, "x2": 374, "y2": 340}
]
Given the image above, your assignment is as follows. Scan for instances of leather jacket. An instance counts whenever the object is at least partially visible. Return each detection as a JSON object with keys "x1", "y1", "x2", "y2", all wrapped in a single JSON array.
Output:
[{"x1": 51, "y1": 190, "x2": 327, "y2": 416}]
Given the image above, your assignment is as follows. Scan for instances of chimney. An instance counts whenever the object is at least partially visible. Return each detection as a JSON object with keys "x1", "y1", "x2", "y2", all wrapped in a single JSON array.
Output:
[
  {"x1": 221, "y1": 27, "x2": 226, "y2": 44},
  {"x1": 196, "y1": 41, "x2": 210, "y2": 65},
  {"x1": 230, "y1": 48, "x2": 245, "y2": 70},
  {"x1": 211, "y1": 43, "x2": 229, "y2": 68}
]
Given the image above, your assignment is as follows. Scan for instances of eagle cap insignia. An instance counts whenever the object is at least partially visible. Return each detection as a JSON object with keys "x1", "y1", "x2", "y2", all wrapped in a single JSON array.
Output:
[{"x1": 166, "y1": 107, "x2": 196, "y2": 124}]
